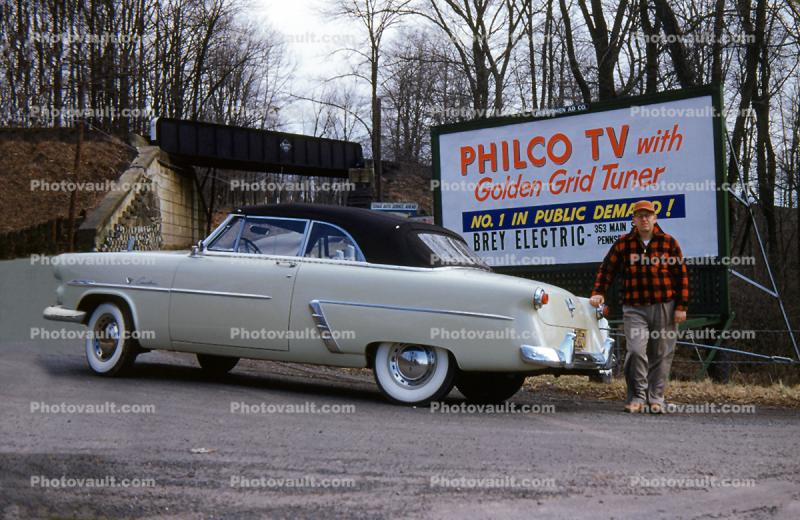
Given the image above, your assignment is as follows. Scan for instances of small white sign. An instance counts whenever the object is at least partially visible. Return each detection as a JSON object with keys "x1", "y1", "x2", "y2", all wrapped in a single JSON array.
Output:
[{"x1": 371, "y1": 202, "x2": 419, "y2": 211}]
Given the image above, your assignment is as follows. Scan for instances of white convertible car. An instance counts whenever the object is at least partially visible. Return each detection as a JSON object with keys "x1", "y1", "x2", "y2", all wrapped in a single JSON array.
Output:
[{"x1": 43, "y1": 204, "x2": 613, "y2": 405}]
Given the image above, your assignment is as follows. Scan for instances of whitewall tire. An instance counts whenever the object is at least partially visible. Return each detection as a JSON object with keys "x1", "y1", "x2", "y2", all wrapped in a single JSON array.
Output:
[
  {"x1": 85, "y1": 302, "x2": 138, "y2": 376},
  {"x1": 373, "y1": 342, "x2": 456, "y2": 405}
]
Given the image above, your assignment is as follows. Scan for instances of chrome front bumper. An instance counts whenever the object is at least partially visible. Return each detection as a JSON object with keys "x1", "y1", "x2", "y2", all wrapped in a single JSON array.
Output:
[
  {"x1": 520, "y1": 332, "x2": 614, "y2": 370},
  {"x1": 43, "y1": 305, "x2": 86, "y2": 323}
]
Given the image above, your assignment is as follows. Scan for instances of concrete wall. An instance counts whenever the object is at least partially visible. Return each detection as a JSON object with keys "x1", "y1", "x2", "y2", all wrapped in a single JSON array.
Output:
[
  {"x1": 78, "y1": 146, "x2": 203, "y2": 251},
  {"x1": 152, "y1": 155, "x2": 203, "y2": 249}
]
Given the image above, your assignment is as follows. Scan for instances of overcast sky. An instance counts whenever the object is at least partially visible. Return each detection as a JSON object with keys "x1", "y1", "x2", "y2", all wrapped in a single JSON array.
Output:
[{"x1": 250, "y1": 0, "x2": 366, "y2": 134}]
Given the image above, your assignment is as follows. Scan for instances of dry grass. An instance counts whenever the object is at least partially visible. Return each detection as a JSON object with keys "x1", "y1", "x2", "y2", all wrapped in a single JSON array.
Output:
[
  {"x1": 524, "y1": 375, "x2": 800, "y2": 408},
  {"x1": 0, "y1": 128, "x2": 135, "y2": 234},
  {"x1": 343, "y1": 365, "x2": 799, "y2": 408}
]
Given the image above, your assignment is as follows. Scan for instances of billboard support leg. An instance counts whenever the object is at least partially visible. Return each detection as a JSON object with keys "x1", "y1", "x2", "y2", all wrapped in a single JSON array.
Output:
[{"x1": 725, "y1": 130, "x2": 800, "y2": 362}]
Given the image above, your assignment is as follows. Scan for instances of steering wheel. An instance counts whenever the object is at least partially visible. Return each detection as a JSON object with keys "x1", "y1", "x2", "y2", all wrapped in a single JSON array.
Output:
[{"x1": 239, "y1": 237, "x2": 262, "y2": 254}]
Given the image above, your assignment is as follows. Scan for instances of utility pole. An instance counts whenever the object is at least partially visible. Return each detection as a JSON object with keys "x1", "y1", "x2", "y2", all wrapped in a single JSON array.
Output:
[
  {"x1": 373, "y1": 96, "x2": 382, "y2": 201},
  {"x1": 67, "y1": 120, "x2": 84, "y2": 251}
]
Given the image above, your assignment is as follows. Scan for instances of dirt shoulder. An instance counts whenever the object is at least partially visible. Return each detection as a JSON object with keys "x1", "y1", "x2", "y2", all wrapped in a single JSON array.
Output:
[{"x1": 525, "y1": 375, "x2": 800, "y2": 408}]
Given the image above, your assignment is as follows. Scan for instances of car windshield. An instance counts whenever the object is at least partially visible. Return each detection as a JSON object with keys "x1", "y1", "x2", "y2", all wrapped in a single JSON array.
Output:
[{"x1": 417, "y1": 233, "x2": 490, "y2": 270}]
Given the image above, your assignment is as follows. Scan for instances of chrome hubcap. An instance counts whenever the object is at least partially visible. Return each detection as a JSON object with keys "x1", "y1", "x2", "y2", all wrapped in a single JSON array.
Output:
[
  {"x1": 93, "y1": 314, "x2": 120, "y2": 361},
  {"x1": 388, "y1": 344, "x2": 437, "y2": 388}
]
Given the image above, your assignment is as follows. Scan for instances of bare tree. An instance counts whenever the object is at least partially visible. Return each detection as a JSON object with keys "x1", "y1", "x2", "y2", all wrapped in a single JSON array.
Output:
[
  {"x1": 0, "y1": 0, "x2": 290, "y2": 134},
  {"x1": 328, "y1": 0, "x2": 411, "y2": 200},
  {"x1": 382, "y1": 30, "x2": 440, "y2": 162},
  {"x1": 411, "y1": 0, "x2": 526, "y2": 115}
]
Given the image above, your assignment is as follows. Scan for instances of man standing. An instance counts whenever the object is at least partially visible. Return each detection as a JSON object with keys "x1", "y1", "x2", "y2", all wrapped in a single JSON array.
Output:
[{"x1": 589, "y1": 200, "x2": 688, "y2": 414}]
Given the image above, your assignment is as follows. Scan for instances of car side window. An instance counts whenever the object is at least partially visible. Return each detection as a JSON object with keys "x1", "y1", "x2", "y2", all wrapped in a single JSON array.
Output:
[
  {"x1": 207, "y1": 217, "x2": 244, "y2": 252},
  {"x1": 303, "y1": 222, "x2": 364, "y2": 262},
  {"x1": 237, "y1": 217, "x2": 307, "y2": 256}
]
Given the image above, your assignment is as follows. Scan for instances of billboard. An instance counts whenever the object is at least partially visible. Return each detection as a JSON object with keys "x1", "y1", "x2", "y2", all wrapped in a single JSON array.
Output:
[{"x1": 432, "y1": 88, "x2": 727, "y2": 269}]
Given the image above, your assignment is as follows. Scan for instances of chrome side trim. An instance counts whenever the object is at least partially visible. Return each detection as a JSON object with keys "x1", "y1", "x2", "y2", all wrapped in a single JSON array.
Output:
[
  {"x1": 67, "y1": 280, "x2": 272, "y2": 300},
  {"x1": 313, "y1": 299, "x2": 514, "y2": 321},
  {"x1": 68, "y1": 280, "x2": 170, "y2": 292},
  {"x1": 170, "y1": 288, "x2": 273, "y2": 300},
  {"x1": 43, "y1": 305, "x2": 86, "y2": 323},
  {"x1": 309, "y1": 300, "x2": 342, "y2": 353}
]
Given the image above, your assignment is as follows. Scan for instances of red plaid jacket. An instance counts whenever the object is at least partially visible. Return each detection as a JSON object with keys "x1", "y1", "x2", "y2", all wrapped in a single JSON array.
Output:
[{"x1": 591, "y1": 223, "x2": 689, "y2": 312}]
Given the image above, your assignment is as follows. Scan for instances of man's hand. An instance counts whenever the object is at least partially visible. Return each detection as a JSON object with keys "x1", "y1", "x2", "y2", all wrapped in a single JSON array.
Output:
[
  {"x1": 589, "y1": 295, "x2": 604, "y2": 307},
  {"x1": 674, "y1": 310, "x2": 687, "y2": 324}
]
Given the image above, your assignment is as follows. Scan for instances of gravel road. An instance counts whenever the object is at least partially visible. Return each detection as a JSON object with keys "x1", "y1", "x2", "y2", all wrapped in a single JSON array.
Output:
[
  {"x1": 1, "y1": 338, "x2": 798, "y2": 519},
  {"x1": 1, "y1": 260, "x2": 798, "y2": 518}
]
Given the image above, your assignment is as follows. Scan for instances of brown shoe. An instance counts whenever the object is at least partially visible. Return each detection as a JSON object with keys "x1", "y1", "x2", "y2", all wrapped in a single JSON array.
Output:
[
  {"x1": 623, "y1": 402, "x2": 644, "y2": 413},
  {"x1": 648, "y1": 403, "x2": 666, "y2": 414}
]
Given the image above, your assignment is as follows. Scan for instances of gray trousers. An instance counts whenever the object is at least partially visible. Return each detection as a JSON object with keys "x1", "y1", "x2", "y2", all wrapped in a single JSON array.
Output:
[{"x1": 622, "y1": 301, "x2": 677, "y2": 406}]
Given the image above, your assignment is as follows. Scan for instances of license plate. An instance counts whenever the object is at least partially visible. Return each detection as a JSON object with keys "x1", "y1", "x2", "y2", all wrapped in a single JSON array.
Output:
[{"x1": 574, "y1": 329, "x2": 587, "y2": 350}]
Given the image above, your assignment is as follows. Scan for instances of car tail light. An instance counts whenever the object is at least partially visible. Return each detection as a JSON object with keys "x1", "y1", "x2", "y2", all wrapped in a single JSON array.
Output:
[
  {"x1": 533, "y1": 287, "x2": 549, "y2": 309},
  {"x1": 596, "y1": 304, "x2": 609, "y2": 319}
]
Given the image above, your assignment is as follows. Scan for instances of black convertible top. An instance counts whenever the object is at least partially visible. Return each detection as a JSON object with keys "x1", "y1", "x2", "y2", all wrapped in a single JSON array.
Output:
[{"x1": 233, "y1": 203, "x2": 467, "y2": 267}]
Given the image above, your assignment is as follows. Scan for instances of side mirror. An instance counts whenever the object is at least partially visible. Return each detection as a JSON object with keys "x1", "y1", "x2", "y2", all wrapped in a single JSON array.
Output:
[{"x1": 191, "y1": 240, "x2": 205, "y2": 256}]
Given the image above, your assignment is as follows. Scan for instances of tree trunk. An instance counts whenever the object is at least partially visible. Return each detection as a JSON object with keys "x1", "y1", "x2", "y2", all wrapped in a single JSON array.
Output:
[
  {"x1": 711, "y1": 0, "x2": 725, "y2": 86},
  {"x1": 652, "y1": 0, "x2": 698, "y2": 88},
  {"x1": 639, "y1": 0, "x2": 658, "y2": 93},
  {"x1": 727, "y1": 0, "x2": 765, "y2": 189},
  {"x1": 559, "y1": 0, "x2": 591, "y2": 103},
  {"x1": 754, "y1": 23, "x2": 777, "y2": 265}
]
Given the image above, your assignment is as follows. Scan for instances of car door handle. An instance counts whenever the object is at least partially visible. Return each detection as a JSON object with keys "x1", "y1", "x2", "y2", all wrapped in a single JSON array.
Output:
[{"x1": 275, "y1": 260, "x2": 297, "y2": 268}]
